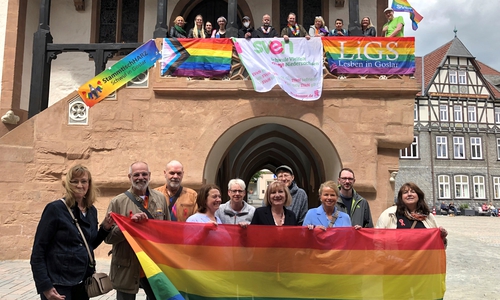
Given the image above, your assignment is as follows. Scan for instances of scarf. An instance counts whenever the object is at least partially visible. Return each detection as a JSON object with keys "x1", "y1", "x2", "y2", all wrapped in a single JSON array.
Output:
[
  {"x1": 174, "y1": 25, "x2": 186, "y2": 35},
  {"x1": 404, "y1": 209, "x2": 428, "y2": 221},
  {"x1": 288, "y1": 24, "x2": 300, "y2": 36}
]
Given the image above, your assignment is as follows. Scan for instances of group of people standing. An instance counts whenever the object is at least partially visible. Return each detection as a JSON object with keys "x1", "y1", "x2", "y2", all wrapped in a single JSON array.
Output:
[
  {"x1": 168, "y1": 7, "x2": 405, "y2": 41},
  {"x1": 30, "y1": 160, "x2": 446, "y2": 300}
]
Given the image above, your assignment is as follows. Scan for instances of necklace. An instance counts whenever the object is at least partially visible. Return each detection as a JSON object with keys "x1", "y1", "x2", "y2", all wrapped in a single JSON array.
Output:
[{"x1": 272, "y1": 211, "x2": 284, "y2": 226}]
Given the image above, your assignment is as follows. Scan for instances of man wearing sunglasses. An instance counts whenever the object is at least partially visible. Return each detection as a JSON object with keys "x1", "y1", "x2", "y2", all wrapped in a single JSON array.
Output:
[
  {"x1": 216, "y1": 178, "x2": 255, "y2": 225},
  {"x1": 336, "y1": 168, "x2": 373, "y2": 228}
]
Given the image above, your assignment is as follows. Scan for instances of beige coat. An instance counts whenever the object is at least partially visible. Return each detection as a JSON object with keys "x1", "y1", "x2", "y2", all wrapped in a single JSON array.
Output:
[
  {"x1": 105, "y1": 187, "x2": 169, "y2": 294},
  {"x1": 375, "y1": 205, "x2": 439, "y2": 229},
  {"x1": 155, "y1": 185, "x2": 198, "y2": 222}
]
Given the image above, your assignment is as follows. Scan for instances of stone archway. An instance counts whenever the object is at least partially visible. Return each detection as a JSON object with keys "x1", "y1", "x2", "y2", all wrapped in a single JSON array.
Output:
[
  {"x1": 204, "y1": 116, "x2": 342, "y2": 208},
  {"x1": 170, "y1": 0, "x2": 253, "y2": 30}
]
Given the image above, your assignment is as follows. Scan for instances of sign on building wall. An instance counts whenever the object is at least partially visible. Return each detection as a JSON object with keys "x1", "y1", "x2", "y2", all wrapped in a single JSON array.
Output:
[{"x1": 77, "y1": 40, "x2": 161, "y2": 107}]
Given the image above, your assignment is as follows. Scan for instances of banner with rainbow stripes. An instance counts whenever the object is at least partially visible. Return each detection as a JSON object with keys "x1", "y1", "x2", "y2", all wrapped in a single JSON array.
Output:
[
  {"x1": 112, "y1": 213, "x2": 446, "y2": 300},
  {"x1": 160, "y1": 38, "x2": 233, "y2": 77},
  {"x1": 323, "y1": 37, "x2": 415, "y2": 75}
]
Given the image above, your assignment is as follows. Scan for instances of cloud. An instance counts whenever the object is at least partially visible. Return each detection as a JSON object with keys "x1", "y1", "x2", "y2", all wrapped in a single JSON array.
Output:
[{"x1": 394, "y1": 0, "x2": 500, "y2": 71}]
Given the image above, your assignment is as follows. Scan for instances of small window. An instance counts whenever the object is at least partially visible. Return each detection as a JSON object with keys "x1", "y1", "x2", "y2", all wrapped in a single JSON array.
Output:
[
  {"x1": 467, "y1": 106, "x2": 476, "y2": 122},
  {"x1": 497, "y1": 138, "x2": 500, "y2": 160},
  {"x1": 470, "y1": 137, "x2": 482, "y2": 159},
  {"x1": 473, "y1": 176, "x2": 485, "y2": 199},
  {"x1": 440, "y1": 105, "x2": 448, "y2": 121},
  {"x1": 453, "y1": 136, "x2": 465, "y2": 159},
  {"x1": 400, "y1": 136, "x2": 419, "y2": 159},
  {"x1": 438, "y1": 175, "x2": 450, "y2": 199},
  {"x1": 458, "y1": 71, "x2": 467, "y2": 84},
  {"x1": 495, "y1": 107, "x2": 500, "y2": 124},
  {"x1": 449, "y1": 70, "x2": 457, "y2": 84},
  {"x1": 493, "y1": 177, "x2": 500, "y2": 199},
  {"x1": 454, "y1": 105, "x2": 462, "y2": 122},
  {"x1": 454, "y1": 175, "x2": 469, "y2": 198},
  {"x1": 436, "y1": 136, "x2": 448, "y2": 159},
  {"x1": 414, "y1": 103, "x2": 418, "y2": 121}
]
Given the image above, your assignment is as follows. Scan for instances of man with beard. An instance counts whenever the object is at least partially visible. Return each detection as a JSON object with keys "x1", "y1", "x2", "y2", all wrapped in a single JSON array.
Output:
[
  {"x1": 155, "y1": 160, "x2": 198, "y2": 222},
  {"x1": 275, "y1": 165, "x2": 308, "y2": 225},
  {"x1": 281, "y1": 12, "x2": 310, "y2": 42},
  {"x1": 105, "y1": 161, "x2": 169, "y2": 300},
  {"x1": 215, "y1": 178, "x2": 255, "y2": 225},
  {"x1": 252, "y1": 14, "x2": 279, "y2": 38},
  {"x1": 336, "y1": 168, "x2": 373, "y2": 228}
]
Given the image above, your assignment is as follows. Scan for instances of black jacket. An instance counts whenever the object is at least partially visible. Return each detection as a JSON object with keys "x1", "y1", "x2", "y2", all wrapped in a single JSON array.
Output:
[
  {"x1": 252, "y1": 26, "x2": 279, "y2": 38},
  {"x1": 251, "y1": 205, "x2": 297, "y2": 225},
  {"x1": 30, "y1": 199, "x2": 109, "y2": 293},
  {"x1": 170, "y1": 26, "x2": 187, "y2": 38},
  {"x1": 238, "y1": 26, "x2": 254, "y2": 38}
]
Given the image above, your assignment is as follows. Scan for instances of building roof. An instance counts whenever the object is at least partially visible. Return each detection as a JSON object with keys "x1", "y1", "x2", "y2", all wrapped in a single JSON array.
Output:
[{"x1": 416, "y1": 37, "x2": 500, "y2": 99}]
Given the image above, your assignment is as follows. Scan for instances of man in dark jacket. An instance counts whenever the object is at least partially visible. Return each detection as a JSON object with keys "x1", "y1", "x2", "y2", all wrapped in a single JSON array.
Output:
[
  {"x1": 336, "y1": 168, "x2": 373, "y2": 227},
  {"x1": 238, "y1": 16, "x2": 254, "y2": 38},
  {"x1": 275, "y1": 165, "x2": 308, "y2": 225},
  {"x1": 253, "y1": 14, "x2": 279, "y2": 38}
]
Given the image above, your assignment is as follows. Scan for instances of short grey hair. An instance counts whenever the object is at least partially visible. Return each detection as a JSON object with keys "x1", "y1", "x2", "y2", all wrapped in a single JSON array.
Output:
[
  {"x1": 128, "y1": 161, "x2": 150, "y2": 175},
  {"x1": 228, "y1": 178, "x2": 246, "y2": 190}
]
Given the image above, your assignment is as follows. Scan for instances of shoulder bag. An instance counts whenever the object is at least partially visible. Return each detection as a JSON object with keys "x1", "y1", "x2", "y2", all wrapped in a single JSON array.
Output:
[{"x1": 62, "y1": 199, "x2": 113, "y2": 297}]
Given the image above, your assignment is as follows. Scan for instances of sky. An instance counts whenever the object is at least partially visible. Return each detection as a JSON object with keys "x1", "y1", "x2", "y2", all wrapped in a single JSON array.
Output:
[{"x1": 393, "y1": 0, "x2": 500, "y2": 71}]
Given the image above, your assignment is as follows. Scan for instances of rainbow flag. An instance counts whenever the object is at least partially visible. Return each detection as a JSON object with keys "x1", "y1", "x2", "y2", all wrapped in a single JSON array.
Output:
[
  {"x1": 112, "y1": 213, "x2": 446, "y2": 300},
  {"x1": 161, "y1": 38, "x2": 233, "y2": 77},
  {"x1": 323, "y1": 37, "x2": 415, "y2": 75},
  {"x1": 391, "y1": 0, "x2": 424, "y2": 31}
]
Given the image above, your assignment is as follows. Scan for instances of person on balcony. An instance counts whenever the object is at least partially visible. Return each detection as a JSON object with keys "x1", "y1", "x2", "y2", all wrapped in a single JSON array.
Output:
[
  {"x1": 169, "y1": 16, "x2": 187, "y2": 38},
  {"x1": 281, "y1": 12, "x2": 310, "y2": 42},
  {"x1": 188, "y1": 15, "x2": 208, "y2": 38},
  {"x1": 309, "y1": 16, "x2": 329, "y2": 37},
  {"x1": 253, "y1": 14, "x2": 279, "y2": 38},
  {"x1": 238, "y1": 16, "x2": 254, "y2": 38},
  {"x1": 361, "y1": 16, "x2": 377, "y2": 37},
  {"x1": 382, "y1": 7, "x2": 404, "y2": 37},
  {"x1": 214, "y1": 16, "x2": 227, "y2": 38},
  {"x1": 205, "y1": 21, "x2": 216, "y2": 38},
  {"x1": 330, "y1": 18, "x2": 348, "y2": 36}
]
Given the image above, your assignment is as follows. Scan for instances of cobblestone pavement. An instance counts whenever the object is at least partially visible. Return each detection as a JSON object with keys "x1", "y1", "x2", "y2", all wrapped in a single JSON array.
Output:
[{"x1": 1, "y1": 216, "x2": 498, "y2": 299}]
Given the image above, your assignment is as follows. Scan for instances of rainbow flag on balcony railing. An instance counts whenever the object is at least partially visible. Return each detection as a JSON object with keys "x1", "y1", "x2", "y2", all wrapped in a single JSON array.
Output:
[
  {"x1": 161, "y1": 38, "x2": 233, "y2": 77},
  {"x1": 112, "y1": 213, "x2": 446, "y2": 300},
  {"x1": 323, "y1": 37, "x2": 415, "y2": 75}
]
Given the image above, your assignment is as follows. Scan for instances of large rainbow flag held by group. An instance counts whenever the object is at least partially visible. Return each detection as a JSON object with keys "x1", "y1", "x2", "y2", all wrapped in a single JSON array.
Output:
[
  {"x1": 323, "y1": 37, "x2": 415, "y2": 75},
  {"x1": 160, "y1": 38, "x2": 233, "y2": 77},
  {"x1": 112, "y1": 213, "x2": 446, "y2": 300}
]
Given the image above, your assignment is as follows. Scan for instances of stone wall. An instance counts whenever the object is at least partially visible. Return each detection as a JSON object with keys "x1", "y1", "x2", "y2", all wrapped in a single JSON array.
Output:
[{"x1": 0, "y1": 62, "x2": 418, "y2": 259}]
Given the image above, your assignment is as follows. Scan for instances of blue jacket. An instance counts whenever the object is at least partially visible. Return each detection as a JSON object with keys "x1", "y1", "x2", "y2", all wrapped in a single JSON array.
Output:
[
  {"x1": 303, "y1": 205, "x2": 351, "y2": 227},
  {"x1": 30, "y1": 199, "x2": 109, "y2": 294}
]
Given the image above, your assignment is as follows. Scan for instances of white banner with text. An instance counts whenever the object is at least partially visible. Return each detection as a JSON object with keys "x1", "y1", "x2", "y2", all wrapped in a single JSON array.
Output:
[{"x1": 233, "y1": 38, "x2": 323, "y2": 101}]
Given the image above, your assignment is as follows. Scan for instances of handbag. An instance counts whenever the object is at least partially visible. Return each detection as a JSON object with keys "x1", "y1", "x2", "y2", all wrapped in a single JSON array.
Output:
[{"x1": 62, "y1": 199, "x2": 113, "y2": 297}]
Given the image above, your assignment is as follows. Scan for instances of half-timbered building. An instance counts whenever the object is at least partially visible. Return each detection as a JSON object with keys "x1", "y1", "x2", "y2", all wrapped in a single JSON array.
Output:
[{"x1": 397, "y1": 35, "x2": 500, "y2": 210}]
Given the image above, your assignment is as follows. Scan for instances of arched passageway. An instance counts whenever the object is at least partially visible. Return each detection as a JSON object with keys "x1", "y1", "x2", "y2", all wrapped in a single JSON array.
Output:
[{"x1": 205, "y1": 117, "x2": 342, "y2": 208}]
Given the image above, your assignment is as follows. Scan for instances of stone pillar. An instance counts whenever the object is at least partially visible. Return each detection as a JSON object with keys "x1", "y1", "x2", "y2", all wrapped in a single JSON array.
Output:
[
  {"x1": 0, "y1": 0, "x2": 28, "y2": 137},
  {"x1": 153, "y1": 0, "x2": 168, "y2": 38},
  {"x1": 226, "y1": 0, "x2": 238, "y2": 38}
]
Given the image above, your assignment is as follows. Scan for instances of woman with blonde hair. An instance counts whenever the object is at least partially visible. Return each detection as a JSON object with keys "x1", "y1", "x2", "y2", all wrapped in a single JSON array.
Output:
[
  {"x1": 170, "y1": 15, "x2": 187, "y2": 38},
  {"x1": 31, "y1": 165, "x2": 113, "y2": 300},
  {"x1": 188, "y1": 14, "x2": 207, "y2": 38},
  {"x1": 361, "y1": 16, "x2": 376, "y2": 37},
  {"x1": 303, "y1": 181, "x2": 351, "y2": 230},
  {"x1": 309, "y1": 16, "x2": 329, "y2": 37},
  {"x1": 251, "y1": 181, "x2": 297, "y2": 226}
]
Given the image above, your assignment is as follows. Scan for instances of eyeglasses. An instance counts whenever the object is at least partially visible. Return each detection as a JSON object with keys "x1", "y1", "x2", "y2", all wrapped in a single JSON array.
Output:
[
  {"x1": 132, "y1": 172, "x2": 149, "y2": 178},
  {"x1": 340, "y1": 177, "x2": 355, "y2": 181},
  {"x1": 230, "y1": 190, "x2": 245, "y2": 194},
  {"x1": 70, "y1": 180, "x2": 89, "y2": 185}
]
